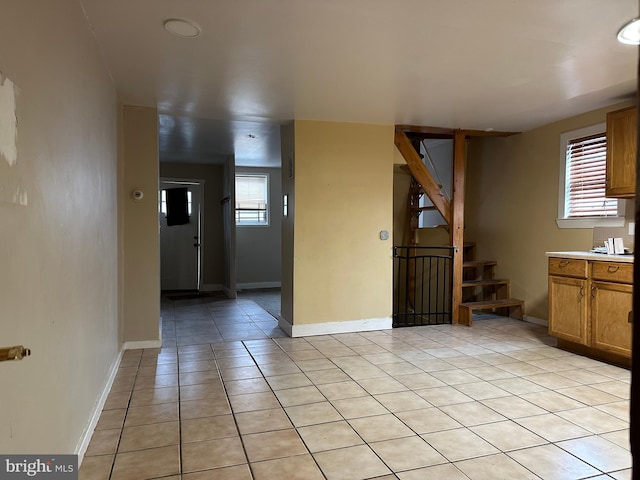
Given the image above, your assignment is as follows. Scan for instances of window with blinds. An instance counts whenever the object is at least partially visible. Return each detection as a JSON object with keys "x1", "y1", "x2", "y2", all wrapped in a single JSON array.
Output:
[
  {"x1": 564, "y1": 133, "x2": 617, "y2": 218},
  {"x1": 235, "y1": 174, "x2": 269, "y2": 225}
]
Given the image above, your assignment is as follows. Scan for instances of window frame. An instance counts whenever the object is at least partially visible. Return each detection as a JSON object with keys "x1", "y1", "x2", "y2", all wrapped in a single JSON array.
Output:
[
  {"x1": 235, "y1": 173, "x2": 270, "y2": 227},
  {"x1": 556, "y1": 123, "x2": 624, "y2": 229}
]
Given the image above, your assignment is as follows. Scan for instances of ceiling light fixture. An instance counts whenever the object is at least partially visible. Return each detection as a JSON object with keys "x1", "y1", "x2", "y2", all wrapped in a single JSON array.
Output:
[
  {"x1": 163, "y1": 18, "x2": 201, "y2": 38},
  {"x1": 617, "y1": 18, "x2": 640, "y2": 45}
]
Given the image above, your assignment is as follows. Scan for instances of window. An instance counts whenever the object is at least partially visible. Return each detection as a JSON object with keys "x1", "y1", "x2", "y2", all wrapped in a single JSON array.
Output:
[
  {"x1": 236, "y1": 174, "x2": 269, "y2": 225},
  {"x1": 557, "y1": 123, "x2": 623, "y2": 228},
  {"x1": 159, "y1": 189, "x2": 192, "y2": 217}
]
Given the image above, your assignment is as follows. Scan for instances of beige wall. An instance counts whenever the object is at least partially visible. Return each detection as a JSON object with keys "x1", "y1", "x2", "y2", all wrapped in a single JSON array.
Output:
[
  {"x1": 122, "y1": 106, "x2": 160, "y2": 341},
  {"x1": 466, "y1": 101, "x2": 634, "y2": 320},
  {"x1": 160, "y1": 162, "x2": 225, "y2": 287},
  {"x1": 0, "y1": 1, "x2": 118, "y2": 453},
  {"x1": 293, "y1": 121, "x2": 394, "y2": 325},
  {"x1": 280, "y1": 124, "x2": 295, "y2": 323}
]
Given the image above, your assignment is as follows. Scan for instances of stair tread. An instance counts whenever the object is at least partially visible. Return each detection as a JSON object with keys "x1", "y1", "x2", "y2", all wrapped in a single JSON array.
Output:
[
  {"x1": 463, "y1": 260, "x2": 497, "y2": 267},
  {"x1": 460, "y1": 298, "x2": 524, "y2": 308},
  {"x1": 462, "y1": 279, "x2": 510, "y2": 286}
]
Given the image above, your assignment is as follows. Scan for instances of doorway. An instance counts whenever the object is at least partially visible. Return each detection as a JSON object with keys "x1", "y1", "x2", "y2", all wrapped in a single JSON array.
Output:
[{"x1": 159, "y1": 179, "x2": 203, "y2": 291}]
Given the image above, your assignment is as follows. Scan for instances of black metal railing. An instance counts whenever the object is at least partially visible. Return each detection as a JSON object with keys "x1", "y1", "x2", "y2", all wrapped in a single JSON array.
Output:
[{"x1": 393, "y1": 246, "x2": 454, "y2": 327}]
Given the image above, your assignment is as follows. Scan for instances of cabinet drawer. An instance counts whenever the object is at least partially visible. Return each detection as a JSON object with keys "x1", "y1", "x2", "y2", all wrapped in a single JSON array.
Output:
[
  {"x1": 591, "y1": 261, "x2": 633, "y2": 284},
  {"x1": 548, "y1": 258, "x2": 588, "y2": 278}
]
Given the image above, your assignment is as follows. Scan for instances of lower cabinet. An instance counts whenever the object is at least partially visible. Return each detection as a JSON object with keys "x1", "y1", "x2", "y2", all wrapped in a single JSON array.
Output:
[
  {"x1": 591, "y1": 281, "x2": 633, "y2": 357},
  {"x1": 548, "y1": 276, "x2": 588, "y2": 345},
  {"x1": 548, "y1": 257, "x2": 633, "y2": 362}
]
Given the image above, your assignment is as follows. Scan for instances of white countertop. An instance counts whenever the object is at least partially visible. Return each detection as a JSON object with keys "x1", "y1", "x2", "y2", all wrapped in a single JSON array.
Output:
[{"x1": 546, "y1": 251, "x2": 634, "y2": 263}]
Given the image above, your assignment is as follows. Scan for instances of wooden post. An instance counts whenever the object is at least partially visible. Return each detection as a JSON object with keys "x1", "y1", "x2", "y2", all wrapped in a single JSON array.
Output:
[{"x1": 451, "y1": 130, "x2": 467, "y2": 325}]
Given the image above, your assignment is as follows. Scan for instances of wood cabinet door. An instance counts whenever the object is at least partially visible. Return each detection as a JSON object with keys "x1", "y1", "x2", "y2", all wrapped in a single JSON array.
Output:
[
  {"x1": 591, "y1": 281, "x2": 633, "y2": 357},
  {"x1": 606, "y1": 107, "x2": 637, "y2": 198},
  {"x1": 548, "y1": 276, "x2": 588, "y2": 345}
]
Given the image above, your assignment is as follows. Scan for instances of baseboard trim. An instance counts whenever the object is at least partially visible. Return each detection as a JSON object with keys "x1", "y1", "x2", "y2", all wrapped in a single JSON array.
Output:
[
  {"x1": 75, "y1": 348, "x2": 123, "y2": 463},
  {"x1": 237, "y1": 281, "x2": 281, "y2": 290},
  {"x1": 200, "y1": 283, "x2": 224, "y2": 292},
  {"x1": 123, "y1": 340, "x2": 162, "y2": 349},
  {"x1": 524, "y1": 315, "x2": 547, "y2": 327},
  {"x1": 223, "y1": 286, "x2": 237, "y2": 299},
  {"x1": 279, "y1": 317, "x2": 392, "y2": 338}
]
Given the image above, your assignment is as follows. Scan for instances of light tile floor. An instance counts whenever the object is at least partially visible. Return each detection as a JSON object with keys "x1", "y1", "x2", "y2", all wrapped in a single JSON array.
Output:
[{"x1": 80, "y1": 297, "x2": 631, "y2": 479}]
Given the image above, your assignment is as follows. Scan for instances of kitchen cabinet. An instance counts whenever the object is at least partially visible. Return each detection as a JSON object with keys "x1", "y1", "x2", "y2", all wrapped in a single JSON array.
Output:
[
  {"x1": 590, "y1": 261, "x2": 633, "y2": 357},
  {"x1": 547, "y1": 253, "x2": 633, "y2": 364},
  {"x1": 606, "y1": 106, "x2": 637, "y2": 198},
  {"x1": 548, "y1": 258, "x2": 589, "y2": 345}
]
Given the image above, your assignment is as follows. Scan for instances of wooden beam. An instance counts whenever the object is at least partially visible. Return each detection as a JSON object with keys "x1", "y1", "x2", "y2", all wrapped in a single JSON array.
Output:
[
  {"x1": 461, "y1": 129, "x2": 519, "y2": 138},
  {"x1": 394, "y1": 130, "x2": 451, "y2": 225},
  {"x1": 451, "y1": 129, "x2": 467, "y2": 325},
  {"x1": 396, "y1": 125, "x2": 455, "y2": 137},
  {"x1": 397, "y1": 125, "x2": 519, "y2": 139}
]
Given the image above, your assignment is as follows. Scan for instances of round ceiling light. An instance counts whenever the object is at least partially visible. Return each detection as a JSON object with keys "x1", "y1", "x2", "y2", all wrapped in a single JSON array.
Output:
[
  {"x1": 163, "y1": 18, "x2": 201, "y2": 38},
  {"x1": 617, "y1": 18, "x2": 640, "y2": 45}
]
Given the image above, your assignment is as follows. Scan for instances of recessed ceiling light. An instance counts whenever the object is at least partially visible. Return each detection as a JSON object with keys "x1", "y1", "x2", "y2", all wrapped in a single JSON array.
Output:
[
  {"x1": 617, "y1": 18, "x2": 640, "y2": 45},
  {"x1": 163, "y1": 18, "x2": 201, "y2": 38}
]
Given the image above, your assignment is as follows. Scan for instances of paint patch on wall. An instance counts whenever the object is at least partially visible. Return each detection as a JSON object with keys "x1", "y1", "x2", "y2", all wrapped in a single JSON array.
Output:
[
  {"x1": 0, "y1": 73, "x2": 17, "y2": 166},
  {"x1": 0, "y1": 72, "x2": 26, "y2": 206}
]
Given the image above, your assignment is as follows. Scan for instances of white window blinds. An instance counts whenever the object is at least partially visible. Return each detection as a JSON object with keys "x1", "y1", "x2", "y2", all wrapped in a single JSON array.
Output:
[
  {"x1": 565, "y1": 133, "x2": 617, "y2": 218},
  {"x1": 235, "y1": 174, "x2": 269, "y2": 225}
]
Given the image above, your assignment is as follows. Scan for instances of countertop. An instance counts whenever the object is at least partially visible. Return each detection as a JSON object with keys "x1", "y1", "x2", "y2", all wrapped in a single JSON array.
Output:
[{"x1": 546, "y1": 251, "x2": 634, "y2": 263}]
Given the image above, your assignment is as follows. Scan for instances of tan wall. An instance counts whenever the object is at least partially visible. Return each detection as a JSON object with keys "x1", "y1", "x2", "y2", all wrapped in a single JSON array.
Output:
[
  {"x1": 160, "y1": 162, "x2": 225, "y2": 287},
  {"x1": 466, "y1": 101, "x2": 634, "y2": 320},
  {"x1": 0, "y1": 1, "x2": 118, "y2": 452},
  {"x1": 293, "y1": 121, "x2": 394, "y2": 325},
  {"x1": 280, "y1": 124, "x2": 295, "y2": 323},
  {"x1": 122, "y1": 106, "x2": 160, "y2": 341}
]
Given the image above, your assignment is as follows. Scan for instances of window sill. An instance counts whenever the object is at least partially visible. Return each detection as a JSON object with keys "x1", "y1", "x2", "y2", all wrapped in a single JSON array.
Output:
[{"x1": 556, "y1": 217, "x2": 625, "y2": 229}]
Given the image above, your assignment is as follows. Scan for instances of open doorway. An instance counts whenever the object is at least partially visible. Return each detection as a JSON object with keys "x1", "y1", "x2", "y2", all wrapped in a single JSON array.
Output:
[
  {"x1": 159, "y1": 179, "x2": 203, "y2": 292},
  {"x1": 234, "y1": 167, "x2": 282, "y2": 318}
]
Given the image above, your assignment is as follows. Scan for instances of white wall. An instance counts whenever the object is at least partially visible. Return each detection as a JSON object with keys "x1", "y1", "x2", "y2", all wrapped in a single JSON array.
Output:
[
  {"x1": 0, "y1": 1, "x2": 119, "y2": 453},
  {"x1": 236, "y1": 167, "x2": 282, "y2": 289},
  {"x1": 420, "y1": 139, "x2": 452, "y2": 228}
]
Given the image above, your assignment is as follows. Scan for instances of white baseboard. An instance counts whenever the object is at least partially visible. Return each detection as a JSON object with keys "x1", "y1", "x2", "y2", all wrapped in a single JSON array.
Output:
[
  {"x1": 200, "y1": 283, "x2": 224, "y2": 292},
  {"x1": 123, "y1": 339, "x2": 162, "y2": 349},
  {"x1": 75, "y1": 348, "x2": 123, "y2": 464},
  {"x1": 223, "y1": 286, "x2": 237, "y2": 299},
  {"x1": 237, "y1": 281, "x2": 281, "y2": 290},
  {"x1": 279, "y1": 316, "x2": 392, "y2": 338},
  {"x1": 524, "y1": 315, "x2": 548, "y2": 327}
]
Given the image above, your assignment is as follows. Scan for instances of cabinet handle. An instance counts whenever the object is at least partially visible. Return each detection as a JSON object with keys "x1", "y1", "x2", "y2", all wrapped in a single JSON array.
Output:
[
  {"x1": 629, "y1": 311, "x2": 634, "y2": 324},
  {"x1": 559, "y1": 260, "x2": 570, "y2": 267},
  {"x1": 591, "y1": 284, "x2": 596, "y2": 300},
  {"x1": 579, "y1": 285, "x2": 584, "y2": 298},
  {"x1": 607, "y1": 265, "x2": 620, "y2": 273}
]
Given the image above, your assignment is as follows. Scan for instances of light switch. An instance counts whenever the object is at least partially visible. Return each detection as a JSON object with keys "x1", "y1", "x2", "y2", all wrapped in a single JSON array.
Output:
[
  {"x1": 379, "y1": 230, "x2": 389, "y2": 241},
  {"x1": 629, "y1": 222, "x2": 635, "y2": 236}
]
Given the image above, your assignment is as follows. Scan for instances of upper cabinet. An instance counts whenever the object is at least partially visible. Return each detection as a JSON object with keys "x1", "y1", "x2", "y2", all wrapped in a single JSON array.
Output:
[{"x1": 606, "y1": 106, "x2": 637, "y2": 198}]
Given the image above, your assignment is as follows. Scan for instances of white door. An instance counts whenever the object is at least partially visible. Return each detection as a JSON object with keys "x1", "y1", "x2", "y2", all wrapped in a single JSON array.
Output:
[{"x1": 160, "y1": 180, "x2": 202, "y2": 291}]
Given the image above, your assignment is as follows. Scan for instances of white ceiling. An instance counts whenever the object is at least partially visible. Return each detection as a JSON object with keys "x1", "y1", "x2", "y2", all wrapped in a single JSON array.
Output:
[{"x1": 80, "y1": 0, "x2": 638, "y2": 167}]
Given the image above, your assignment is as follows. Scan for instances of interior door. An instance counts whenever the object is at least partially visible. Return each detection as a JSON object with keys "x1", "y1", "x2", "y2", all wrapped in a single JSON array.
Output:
[{"x1": 160, "y1": 181, "x2": 201, "y2": 291}]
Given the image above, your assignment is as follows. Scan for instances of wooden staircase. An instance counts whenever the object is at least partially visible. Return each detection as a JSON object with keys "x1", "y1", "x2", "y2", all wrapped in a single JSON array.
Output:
[{"x1": 459, "y1": 243, "x2": 524, "y2": 326}]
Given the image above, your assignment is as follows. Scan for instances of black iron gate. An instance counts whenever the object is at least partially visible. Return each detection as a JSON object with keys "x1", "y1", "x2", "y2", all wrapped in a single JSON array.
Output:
[{"x1": 393, "y1": 246, "x2": 454, "y2": 327}]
